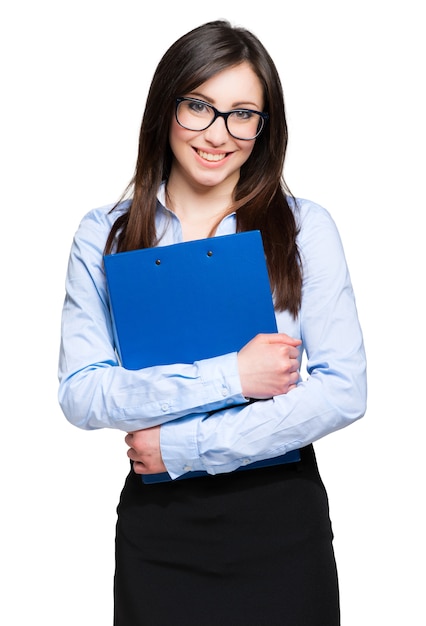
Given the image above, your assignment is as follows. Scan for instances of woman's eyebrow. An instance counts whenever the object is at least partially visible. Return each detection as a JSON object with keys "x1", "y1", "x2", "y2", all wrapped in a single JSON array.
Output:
[{"x1": 187, "y1": 92, "x2": 261, "y2": 109}]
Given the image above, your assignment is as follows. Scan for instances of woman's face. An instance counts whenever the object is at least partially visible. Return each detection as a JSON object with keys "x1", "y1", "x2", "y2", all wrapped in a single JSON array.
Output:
[{"x1": 169, "y1": 62, "x2": 264, "y2": 193}]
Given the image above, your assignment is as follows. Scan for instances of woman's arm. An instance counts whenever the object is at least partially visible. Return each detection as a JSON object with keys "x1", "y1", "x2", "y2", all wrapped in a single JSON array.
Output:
[
  {"x1": 156, "y1": 200, "x2": 367, "y2": 478},
  {"x1": 58, "y1": 207, "x2": 249, "y2": 431},
  {"x1": 126, "y1": 333, "x2": 301, "y2": 476}
]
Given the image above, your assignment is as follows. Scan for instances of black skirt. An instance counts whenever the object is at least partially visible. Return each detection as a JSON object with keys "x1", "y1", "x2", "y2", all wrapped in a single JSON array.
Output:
[{"x1": 114, "y1": 445, "x2": 340, "y2": 626}]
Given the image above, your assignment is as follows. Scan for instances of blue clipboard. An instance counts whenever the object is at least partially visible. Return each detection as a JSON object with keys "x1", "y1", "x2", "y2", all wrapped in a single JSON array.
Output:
[
  {"x1": 104, "y1": 230, "x2": 300, "y2": 482},
  {"x1": 104, "y1": 231, "x2": 278, "y2": 370}
]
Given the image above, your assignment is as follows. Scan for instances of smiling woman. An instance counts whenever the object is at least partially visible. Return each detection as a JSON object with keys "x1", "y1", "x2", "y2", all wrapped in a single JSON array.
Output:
[{"x1": 58, "y1": 19, "x2": 366, "y2": 626}]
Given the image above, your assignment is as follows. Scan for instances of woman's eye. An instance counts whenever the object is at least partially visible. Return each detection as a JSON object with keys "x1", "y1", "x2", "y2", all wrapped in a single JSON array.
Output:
[
  {"x1": 189, "y1": 101, "x2": 208, "y2": 114},
  {"x1": 234, "y1": 110, "x2": 252, "y2": 120}
]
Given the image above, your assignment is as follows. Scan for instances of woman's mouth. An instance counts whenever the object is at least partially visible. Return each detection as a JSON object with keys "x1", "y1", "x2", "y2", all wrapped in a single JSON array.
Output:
[{"x1": 195, "y1": 149, "x2": 228, "y2": 162}]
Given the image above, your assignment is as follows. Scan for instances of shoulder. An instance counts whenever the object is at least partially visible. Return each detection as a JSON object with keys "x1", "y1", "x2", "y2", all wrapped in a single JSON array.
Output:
[
  {"x1": 288, "y1": 197, "x2": 346, "y2": 267},
  {"x1": 65, "y1": 201, "x2": 132, "y2": 292},
  {"x1": 288, "y1": 196, "x2": 337, "y2": 232},
  {"x1": 77, "y1": 199, "x2": 131, "y2": 235},
  {"x1": 72, "y1": 200, "x2": 131, "y2": 253},
  {"x1": 289, "y1": 196, "x2": 342, "y2": 244}
]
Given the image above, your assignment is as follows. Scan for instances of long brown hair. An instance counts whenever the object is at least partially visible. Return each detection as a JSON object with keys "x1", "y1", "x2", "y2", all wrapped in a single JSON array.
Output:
[{"x1": 105, "y1": 20, "x2": 302, "y2": 317}]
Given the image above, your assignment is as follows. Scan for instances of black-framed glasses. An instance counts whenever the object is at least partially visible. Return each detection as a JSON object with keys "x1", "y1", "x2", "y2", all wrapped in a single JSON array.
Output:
[{"x1": 175, "y1": 97, "x2": 268, "y2": 140}]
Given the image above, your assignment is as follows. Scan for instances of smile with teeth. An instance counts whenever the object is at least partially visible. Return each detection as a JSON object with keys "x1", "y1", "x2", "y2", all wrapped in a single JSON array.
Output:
[{"x1": 196, "y1": 149, "x2": 228, "y2": 162}]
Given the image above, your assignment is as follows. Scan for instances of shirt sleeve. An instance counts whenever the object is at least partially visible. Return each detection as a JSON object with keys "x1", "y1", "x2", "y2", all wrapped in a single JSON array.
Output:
[
  {"x1": 58, "y1": 208, "x2": 248, "y2": 432},
  {"x1": 160, "y1": 201, "x2": 367, "y2": 479}
]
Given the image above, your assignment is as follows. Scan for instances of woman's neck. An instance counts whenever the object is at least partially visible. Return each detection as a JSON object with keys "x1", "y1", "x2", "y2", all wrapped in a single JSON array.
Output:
[{"x1": 165, "y1": 174, "x2": 235, "y2": 241}]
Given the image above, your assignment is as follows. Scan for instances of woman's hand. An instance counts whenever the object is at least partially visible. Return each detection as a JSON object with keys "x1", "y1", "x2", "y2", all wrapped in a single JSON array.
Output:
[
  {"x1": 125, "y1": 427, "x2": 167, "y2": 475},
  {"x1": 237, "y1": 333, "x2": 302, "y2": 399}
]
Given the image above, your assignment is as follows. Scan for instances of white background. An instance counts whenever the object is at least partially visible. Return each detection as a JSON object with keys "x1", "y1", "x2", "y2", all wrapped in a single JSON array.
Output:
[{"x1": 1, "y1": 1, "x2": 424, "y2": 624}]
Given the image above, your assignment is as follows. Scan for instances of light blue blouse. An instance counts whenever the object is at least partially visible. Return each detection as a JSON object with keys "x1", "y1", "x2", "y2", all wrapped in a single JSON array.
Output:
[{"x1": 58, "y1": 189, "x2": 367, "y2": 479}]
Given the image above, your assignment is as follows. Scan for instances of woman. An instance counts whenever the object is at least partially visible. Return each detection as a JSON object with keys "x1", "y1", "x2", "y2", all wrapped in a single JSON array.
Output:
[{"x1": 58, "y1": 19, "x2": 367, "y2": 625}]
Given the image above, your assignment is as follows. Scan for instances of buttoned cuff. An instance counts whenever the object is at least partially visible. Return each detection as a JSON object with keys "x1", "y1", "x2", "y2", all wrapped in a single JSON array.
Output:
[
  {"x1": 160, "y1": 413, "x2": 207, "y2": 479},
  {"x1": 195, "y1": 351, "x2": 246, "y2": 406}
]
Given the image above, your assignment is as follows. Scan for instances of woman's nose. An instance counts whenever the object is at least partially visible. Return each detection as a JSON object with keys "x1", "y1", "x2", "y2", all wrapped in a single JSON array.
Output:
[{"x1": 203, "y1": 116, "x2": 229, "y2": 145}]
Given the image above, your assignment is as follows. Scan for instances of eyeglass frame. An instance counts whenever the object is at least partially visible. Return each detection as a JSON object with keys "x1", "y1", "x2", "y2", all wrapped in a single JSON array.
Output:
[{"x1": 175, "y1": 97, "x2": 269, "y2": 141}]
